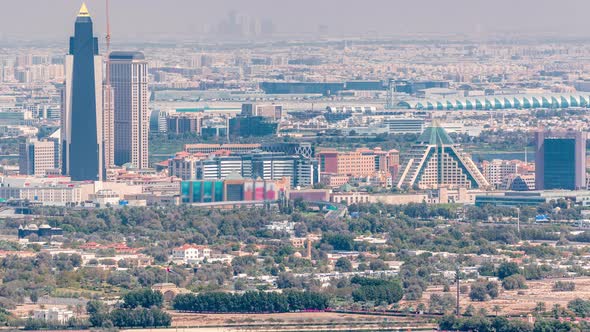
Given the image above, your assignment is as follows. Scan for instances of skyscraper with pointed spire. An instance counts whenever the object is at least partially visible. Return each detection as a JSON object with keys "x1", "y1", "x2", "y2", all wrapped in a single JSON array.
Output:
[{"x1": 61, "y1": 3, "x2": 106, "y2": 180}]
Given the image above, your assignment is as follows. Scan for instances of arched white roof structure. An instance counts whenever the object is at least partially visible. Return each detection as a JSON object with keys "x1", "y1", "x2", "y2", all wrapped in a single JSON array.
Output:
[{"x1": 397, "y1": 94, "x2": 590, "y2": 110}]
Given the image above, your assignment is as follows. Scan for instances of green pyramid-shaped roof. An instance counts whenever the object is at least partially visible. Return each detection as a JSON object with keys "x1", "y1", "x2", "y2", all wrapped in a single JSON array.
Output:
[{"x1": 417, "y1": 124, "x2": 454, "y2": 145}]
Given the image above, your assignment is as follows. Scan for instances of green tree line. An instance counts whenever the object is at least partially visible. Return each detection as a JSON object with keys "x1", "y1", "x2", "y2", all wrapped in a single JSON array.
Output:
[{"x1": 172, "y1": 290, "x2": 329, "y2": 313}]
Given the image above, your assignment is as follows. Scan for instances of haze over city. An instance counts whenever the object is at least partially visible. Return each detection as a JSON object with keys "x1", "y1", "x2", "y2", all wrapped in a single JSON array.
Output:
[{"x1": 3, "y1": 0, "x2": 590, "y2": 41}]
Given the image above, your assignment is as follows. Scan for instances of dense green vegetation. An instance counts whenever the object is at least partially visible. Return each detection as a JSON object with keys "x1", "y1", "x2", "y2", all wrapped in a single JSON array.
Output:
[
  {"x1": 0, "y1": 308, "x2": 10, "y2": 326},
  {"x1": 350, "y1": 277, "x2": 403, "y2": 305},
  {"x1": 1, "y1": 198, "x2": 589, "y2": 330},
  {"x1": 469, "y1": 281, "x2": 499, "y2": 302},
  {"x1": 2, "y1": 200, "x2": 588, "y2": 311},
  {"x1": 567, "y1": 298, "x2": 590, "y2": 318},
  {"x1": 122, "y1": 288, "x2": 164, "y2": 309},
  {"x1": 501, "y1": 274, "x2": 527, "y2": 290},
  {"x1": 87, "y1": 289, "x2": 171, "y2": 328},
  {"x1": 172, "y1": 290, "x2": 329, "y2": 313},
  {"x1": 0, "y1": 251, "x2": 194, "y2": 309},
  {"x1": 108, "y1": 307, "x2": 171, "y2": 328}
]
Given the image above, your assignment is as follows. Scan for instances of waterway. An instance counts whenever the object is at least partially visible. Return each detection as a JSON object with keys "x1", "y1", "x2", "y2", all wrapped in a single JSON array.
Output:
[{"x1": 470, "y1": 151, "x2": 535, "y2": 163}]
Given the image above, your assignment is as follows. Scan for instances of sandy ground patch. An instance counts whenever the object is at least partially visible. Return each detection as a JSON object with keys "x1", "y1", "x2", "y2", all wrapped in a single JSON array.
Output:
[{"x1": 404, "y1": 276, "x2": 590, "y2": 315}]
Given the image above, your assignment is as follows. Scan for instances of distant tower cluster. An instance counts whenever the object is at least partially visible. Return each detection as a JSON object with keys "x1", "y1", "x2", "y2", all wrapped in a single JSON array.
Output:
[
  {"x1": 60, "y1": 3, "x2": 150, "y2": 181},
  {"x1": 217, "y1": 11, "x2": 275, "y2": 39}
]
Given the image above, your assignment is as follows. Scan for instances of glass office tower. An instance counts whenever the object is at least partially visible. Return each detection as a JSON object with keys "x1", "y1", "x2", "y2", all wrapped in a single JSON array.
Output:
[
  {"x1": 535, "y1": 131, "x2": 586, "y2": 190},
  {"x1": 61, "y1": 3, "x2": 105, "y2": 180}
]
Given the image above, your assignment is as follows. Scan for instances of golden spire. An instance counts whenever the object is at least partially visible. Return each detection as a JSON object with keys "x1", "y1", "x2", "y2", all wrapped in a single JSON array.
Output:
[{"x1": 78, "y1": 3, "x2": 90, "y2": 17}]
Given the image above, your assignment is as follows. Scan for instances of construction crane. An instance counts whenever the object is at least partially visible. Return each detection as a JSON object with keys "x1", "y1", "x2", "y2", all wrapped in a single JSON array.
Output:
[
  {"x1": 102, "y1": 0, "x2": 115, "y2": 170},
  {"x1": 105, "y1": 0, "x2": 111, "y2": 82}
]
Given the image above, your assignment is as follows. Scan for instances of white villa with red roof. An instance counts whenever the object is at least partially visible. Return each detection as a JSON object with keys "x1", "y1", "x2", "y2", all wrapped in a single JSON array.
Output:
[{"x1": 172, "y1": 244, "x2": 211, "y2": 264}]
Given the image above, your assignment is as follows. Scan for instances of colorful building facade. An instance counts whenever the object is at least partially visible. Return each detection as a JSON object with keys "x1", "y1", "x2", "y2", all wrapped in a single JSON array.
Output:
[{"x1": 180, "y1": 177, "x2": 288, "y2": 204}]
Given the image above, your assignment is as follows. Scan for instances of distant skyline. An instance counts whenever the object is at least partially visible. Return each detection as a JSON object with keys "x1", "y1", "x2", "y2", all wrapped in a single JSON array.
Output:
[{"x1": 3, "y1": 0, "x2": 590, "y2": 42}]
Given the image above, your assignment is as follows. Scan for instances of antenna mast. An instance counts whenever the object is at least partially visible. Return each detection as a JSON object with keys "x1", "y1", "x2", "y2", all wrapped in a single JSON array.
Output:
[
  {"x1": 102, "y1": 0, "x2": 114, "y2": 170},
  {"x1": 105, "y1": 0, "x2": 111, "y2": 82}
]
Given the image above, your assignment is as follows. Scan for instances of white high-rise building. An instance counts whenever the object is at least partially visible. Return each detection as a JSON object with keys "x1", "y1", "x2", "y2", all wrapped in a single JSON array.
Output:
[
  {"x1": 109, "y1": 52, "x2": 149, "y2": 169},
  {"x1": 19, "y1": 138, "x2": 59, "y2": 177},
  {"x1": 482, "y1": 159, "x2": 522, "y2": 187},
  {"x1": 103, "y1": 84, "x2": 114, "y2": 169}
]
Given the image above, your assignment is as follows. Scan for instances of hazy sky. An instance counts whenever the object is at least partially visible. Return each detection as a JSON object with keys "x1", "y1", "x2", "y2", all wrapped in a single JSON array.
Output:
[{"x1": 2, "y1": 0, "x2": 590, "y2": 42}]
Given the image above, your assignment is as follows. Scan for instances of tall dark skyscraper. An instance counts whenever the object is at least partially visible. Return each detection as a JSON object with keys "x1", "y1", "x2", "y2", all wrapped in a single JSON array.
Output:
[
  {"x1": 61, "y1": 4, "x2": 105, "y2": 181},
  {"x1": 535, "y1": 130, "x2": 587, "y2": 190}
]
